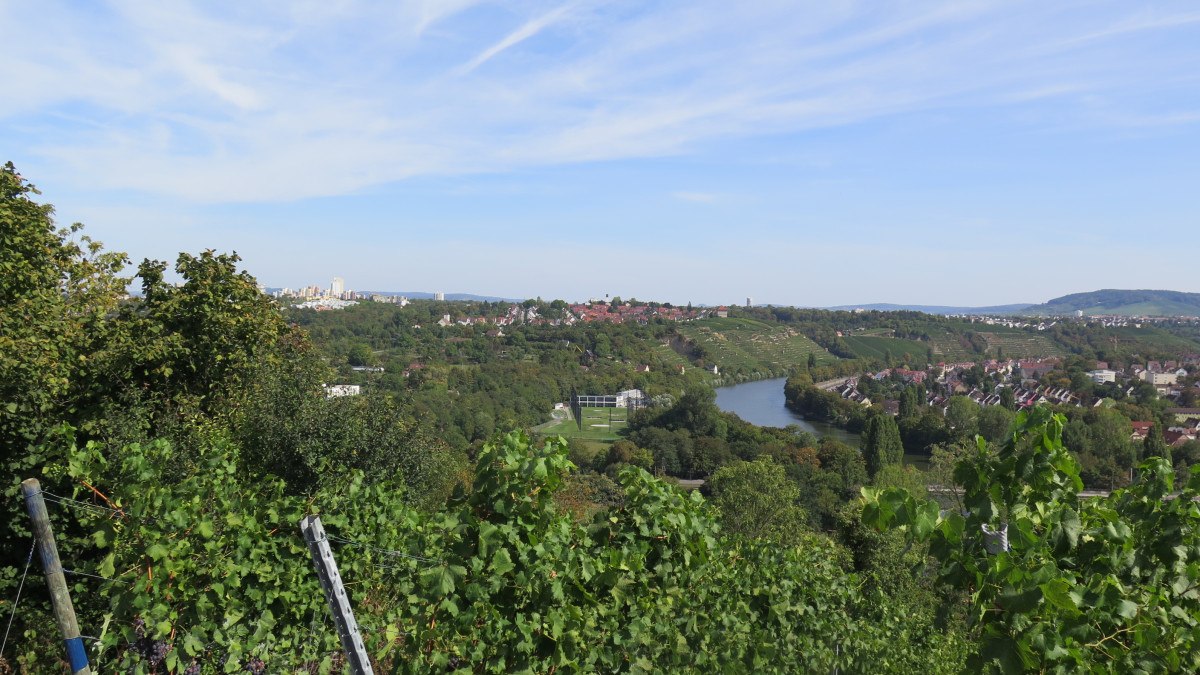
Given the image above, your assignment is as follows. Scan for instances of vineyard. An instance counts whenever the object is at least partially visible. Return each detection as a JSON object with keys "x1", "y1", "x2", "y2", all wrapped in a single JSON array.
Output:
[
  {"x1": 975, "y1": 330, "x2": 1067, "y2": 359},
  {"x1": 677, "y1": 318, "x2": 836, "y2": 375},
  {"x1": 1108, "y1": 326, "x2": 1200, "y2": 354},
  {"x1": 840, "y1": 335, "x2": 932, "y2": 363}
]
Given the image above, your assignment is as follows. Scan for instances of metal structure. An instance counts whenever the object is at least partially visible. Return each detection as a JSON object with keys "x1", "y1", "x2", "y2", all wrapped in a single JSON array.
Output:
[{"x1": 299, "y1": 515, "x2": 374, "y2": 674}]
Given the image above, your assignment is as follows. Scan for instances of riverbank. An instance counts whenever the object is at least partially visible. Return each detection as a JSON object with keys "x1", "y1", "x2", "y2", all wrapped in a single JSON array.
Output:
[
  {"x1": 715, "y1": 377, "x2": 929, "y2": 469},
  {"x1": 714, "y1": 377, "x2": 862, "y2": 446}
]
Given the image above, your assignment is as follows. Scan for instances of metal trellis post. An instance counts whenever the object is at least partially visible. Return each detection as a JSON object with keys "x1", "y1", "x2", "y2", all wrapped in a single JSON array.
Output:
[{"x1": 299, "y1": 515, "x2": 374, "y2": 674}]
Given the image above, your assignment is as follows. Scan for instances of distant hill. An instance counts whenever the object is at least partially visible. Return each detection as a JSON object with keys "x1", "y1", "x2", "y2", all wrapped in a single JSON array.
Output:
[
  {"x1": 824, "y1": 302, "x2": 1034, "y2": 315},
  {"x1": 1023, "y1": 290, "x2": 1200, "y2": 317}
]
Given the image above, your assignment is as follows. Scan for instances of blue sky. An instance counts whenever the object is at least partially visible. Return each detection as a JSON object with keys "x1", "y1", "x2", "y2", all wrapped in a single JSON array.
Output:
[{"x1": 3, "y1": 1, "x2": 1199, "y2": 306}]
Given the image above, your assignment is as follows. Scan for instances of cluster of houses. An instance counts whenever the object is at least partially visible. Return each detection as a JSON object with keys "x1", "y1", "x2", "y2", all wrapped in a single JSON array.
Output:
[
  {"x1": 1088, "y1": 359, "x2": 1197, "y2": 402},
  {"x1": 565, "y1": 302, "x2": 703, "y2": 324},
  {"x1": 828, "y1": 354, "x2": 1200, "y2": 428},
  {"x1": 1132, "y1": 410, "x2": 1200, "y2": 447},
  {"x1": 424, "y1": 301, "x2": 709, "y2": 330},
  {"x1": 957, "y1": 316, "x2": 1059, "y2": 331},
  {"x1": 436, "y1": 304, "x2": 542, "y2": 329}
]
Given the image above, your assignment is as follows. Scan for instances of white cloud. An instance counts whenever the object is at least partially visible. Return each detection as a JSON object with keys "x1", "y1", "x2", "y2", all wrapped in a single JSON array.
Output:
[{"x1": 3, "y1": 1, "x2": 1200, "y2": 203}]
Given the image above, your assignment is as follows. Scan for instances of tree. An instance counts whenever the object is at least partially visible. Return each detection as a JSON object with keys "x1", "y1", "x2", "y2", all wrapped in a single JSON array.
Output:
[
  {"x1": 899, "y1": 386, "x2": 919, "y2": 419},
  {"x1": 998, "y1": 386, "x2": 1016, "y2": 411},
  {"x1": 706, "y1": 457, "x2": 808, "y2": 544},
  {"x1": 808, "y1": 352, "x2": 817, "y2": 369},
  {"x1": 977, "y1": 405, "x2": 1015, "y2": 444},
  {"x1": 945, "y1": 396, "x2": 980, "y2": 439},
  {"x1": 862, "y1": 414, "x2": 904, "y2": 479},
  {"x1": 1, "y1": 162, "x2": 128, "y2": 451},
  {"x1": 1144, "y1": 421, "x2": 1171, "y2": 463},
  {"x1": 124, "y1": 250, "x2": 289, "y2": 415},
  {"x1": 347, "y1": 342, "x2": 374, "y2": 367}
]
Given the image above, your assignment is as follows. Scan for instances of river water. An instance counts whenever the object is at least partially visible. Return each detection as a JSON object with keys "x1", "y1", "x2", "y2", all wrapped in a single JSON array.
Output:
[
  {"x1": 714, "y1": 377, "x2": 862, "y2": 446},
  {"x1": 714, "y1": 377, "x2": 930, "y2": 469}
]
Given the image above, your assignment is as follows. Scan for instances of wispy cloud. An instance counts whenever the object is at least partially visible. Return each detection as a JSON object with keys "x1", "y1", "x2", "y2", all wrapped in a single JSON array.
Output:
[
  {"x1": 457, "y1": 3, "x2": 576, "y2": 75},
  {"x1": 3, "y1": 0, "x2": 1199, "y2": 203}
]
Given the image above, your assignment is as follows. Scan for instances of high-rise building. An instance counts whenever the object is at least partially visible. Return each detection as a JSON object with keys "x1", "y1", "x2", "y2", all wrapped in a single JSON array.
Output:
[
  {"x1": 434, "y1": 291, "x2": 445, "y2": 301},
  {"x1": 746, "y1": 297, "x2": 752, "y2": 307},
  {"x1": 330, "y1": 277, "x2": 345, "y2": 297}
]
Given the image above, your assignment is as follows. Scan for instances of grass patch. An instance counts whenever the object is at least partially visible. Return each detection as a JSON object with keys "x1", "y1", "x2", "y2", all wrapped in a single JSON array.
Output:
[{"x1": 537, "y1": 406, "x2": 629, "y2": 441}]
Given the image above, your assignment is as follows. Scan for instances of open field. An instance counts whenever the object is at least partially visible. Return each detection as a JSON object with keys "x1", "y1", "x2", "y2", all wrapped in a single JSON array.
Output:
[
  {"x1": 536, "y1": 406, "x2": 628, "y2": 441},
  {"x1": 678, "y1": 318, "x2": 836, "y2": 373}
]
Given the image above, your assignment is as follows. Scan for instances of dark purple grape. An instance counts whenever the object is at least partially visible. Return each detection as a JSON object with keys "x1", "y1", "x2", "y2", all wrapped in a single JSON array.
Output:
[
  {"x1": 244, "y1": 656, "x2": 266, "y2": 675},
  {"x1": 148, "y1": 640, "x2": 170, "y2": 665},
  {"x1": 184, "y1": 661, "x2": 202, "y2": 675},
  {"x1": 133, "y1": 616, "x2": 146, "y2": 638}
]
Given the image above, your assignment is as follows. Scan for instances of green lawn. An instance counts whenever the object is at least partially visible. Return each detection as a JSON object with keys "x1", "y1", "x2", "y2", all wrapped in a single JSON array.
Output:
[{"x1": 537, "y1": 406, "x2": 628, "y2": 441}]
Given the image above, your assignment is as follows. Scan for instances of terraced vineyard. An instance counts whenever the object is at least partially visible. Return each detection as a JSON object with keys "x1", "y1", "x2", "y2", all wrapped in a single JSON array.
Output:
[
  {"x1": 653, "y1": 341, "x2": 694, "y2": 372},
  {"x1": 839, "y1": 323, "x2": 1065, "y2": 364},
  {"x1": 975, "y1": 330, "x2": 1066, "y2": 359},
  {"x1": 677, "y1": 318, "x2": 836, "y2": 375},
  {"x1": 841, "y1": 335, "x2": 932, "y2": 364},
  {"x1": 1108, "y1": 326, "x2": 1200, "y2": 354}
]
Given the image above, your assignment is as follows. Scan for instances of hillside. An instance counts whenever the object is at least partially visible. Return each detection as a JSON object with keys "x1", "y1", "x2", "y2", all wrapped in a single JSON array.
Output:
[
  {"x1": 825, "y1": 302, "x2": 1033, "y2": 315},
  {"x1": 676, "y1": 317, "x2": 837, "y2": 376},
  {"x1": 1025, "y1": 289, "x2": 1200, "y2": 317}
]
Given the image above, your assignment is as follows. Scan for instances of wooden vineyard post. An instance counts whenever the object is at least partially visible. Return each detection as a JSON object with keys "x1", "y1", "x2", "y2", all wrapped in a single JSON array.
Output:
[
  {"x1": 21, "y1": 478, "x2": 92, "y2": 674},
  {"x1": 300, "y1": 514, "x2": 374, "y2": 674}
]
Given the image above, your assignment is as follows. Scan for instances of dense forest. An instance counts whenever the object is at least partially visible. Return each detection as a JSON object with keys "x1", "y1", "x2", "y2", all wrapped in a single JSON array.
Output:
[{"x1": 4, "y1": 163, "x2": 1200, "y2": 672}]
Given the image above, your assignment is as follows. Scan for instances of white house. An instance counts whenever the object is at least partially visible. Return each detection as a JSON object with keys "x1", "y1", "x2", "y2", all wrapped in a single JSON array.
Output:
[{"x1": 324, "y1": 384, "x2": 361, "y2": 398}]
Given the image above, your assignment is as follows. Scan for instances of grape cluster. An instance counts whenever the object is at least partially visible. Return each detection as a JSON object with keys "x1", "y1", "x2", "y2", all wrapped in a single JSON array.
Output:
[
  {"x1": 125, "y1": 617, "x2": 175, "y2": 669},
  {"x1": 127, "y1": 638, "x2": 169, "y2": 662},
  {"x1": 244, "y1": 656, "x2": 266, "y2": 674},
  {"x1": 184, "y1": 661, "x2": 202, "y2": 675},
  {"x1": 126, "y1": 636, "x2": 170, "y2": 666}
]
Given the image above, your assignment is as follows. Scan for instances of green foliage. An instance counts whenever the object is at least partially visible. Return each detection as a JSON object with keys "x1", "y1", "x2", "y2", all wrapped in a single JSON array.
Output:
[
  {"x1": 864, "y1": 406, "x2": 1200, "y2": 672},
  {"x1": 707, "y1": 457, "x2": 809, "y2": 544},
  {"x1": 21, "y1": 428, "x2": 963, "y2": 672},
  {"x1": 0, "y1": 161, "x2": 129, "y2": 455},
  {"x1": 122, "y1": 250, "x2": 288, "y2": 415},
  {"x1": 862, "y1": 414, "x2": 904, "y2": 479},
  {"x1": 234, "y1": 350, "x2": 466, "y2": 508}
]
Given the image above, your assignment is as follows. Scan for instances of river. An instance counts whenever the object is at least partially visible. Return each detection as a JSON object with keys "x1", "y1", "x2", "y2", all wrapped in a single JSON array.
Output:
[
  {"x1": 714, "y1": 377, "x2": 930, "y2": 469},
  {"x1": 714, "y1": 377, "x2": 861, "y2": 446}
]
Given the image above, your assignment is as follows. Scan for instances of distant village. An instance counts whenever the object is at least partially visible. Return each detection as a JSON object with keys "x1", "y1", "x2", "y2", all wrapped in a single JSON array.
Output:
[
  {"x1": 273, "y1": 276, "x2": 724, "y2": 325},
  {"x1": 824, "y1": 356, "x2": 1200, "y2": 447}
]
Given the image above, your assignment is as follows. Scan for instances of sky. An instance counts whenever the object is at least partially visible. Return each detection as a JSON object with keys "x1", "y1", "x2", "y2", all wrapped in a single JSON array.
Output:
[{"x1": 3, "y1": 1, "x2": 1200, "y2": 307}]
